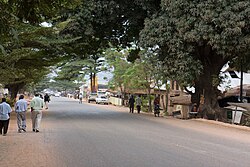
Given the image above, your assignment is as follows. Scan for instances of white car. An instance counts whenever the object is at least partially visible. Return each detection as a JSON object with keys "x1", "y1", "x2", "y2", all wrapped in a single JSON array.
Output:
[
  {"x1": 87, "y1": 92, "x2": 98, "y2": 103},
  {"x1": 54, "y1": 92, "x2": 61, "y2": 97},
  {"x1": 95, "y1": 95, "x2": 109, "y2": 105}
]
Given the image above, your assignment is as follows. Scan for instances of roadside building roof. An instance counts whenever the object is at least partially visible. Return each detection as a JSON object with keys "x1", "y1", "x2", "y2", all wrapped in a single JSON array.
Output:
[
  {"x1": 228, "y1": 102, "x2": 250, "y2": 112},
  {"x1": 225, "y1": 84, "x2": 250, "y2": 97},
  {"x1": 171, "y1": 95, "x2": 191, "y2": 105}
]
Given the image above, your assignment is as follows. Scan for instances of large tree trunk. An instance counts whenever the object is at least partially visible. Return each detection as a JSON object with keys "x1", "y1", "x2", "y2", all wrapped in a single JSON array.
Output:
[
  {"x1": 194, "y1": 45, "x2": 228, "y2": 120},
  {"x1": 90, "y1": 73, "x2": 93, "y2": 92},
  {"x1": 120, "y1": 84, "x2": 125, "y2": 105},
  {"x1": 5, "y1": 82, "x2": 25, "y2": 101},
  {"x1": 164, "y1": 89, "x2": 169, "y2": 113},
  {"x1": 147, "y1": 87, "x2": 152, "y2": 112},
  {"x1": 93, "y1": 72, "x2": 97, "y2": 92}
]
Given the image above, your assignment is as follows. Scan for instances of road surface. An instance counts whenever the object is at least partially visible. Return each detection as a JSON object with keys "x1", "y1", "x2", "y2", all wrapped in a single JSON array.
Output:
[{"x1": 0, "y1": 97, "x2": 249, "y2": 167}]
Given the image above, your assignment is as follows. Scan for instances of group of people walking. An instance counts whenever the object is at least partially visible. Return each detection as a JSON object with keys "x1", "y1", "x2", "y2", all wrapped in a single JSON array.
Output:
[
  {"x1": 128, "y1": 95, "x2": 142, "y2": 114},
  {"x1": 128, "y1": 95, "x2": 161, "y2": 117},
  {"x1": 0, "y1": 93, "x2": 48, "y2": 136}
]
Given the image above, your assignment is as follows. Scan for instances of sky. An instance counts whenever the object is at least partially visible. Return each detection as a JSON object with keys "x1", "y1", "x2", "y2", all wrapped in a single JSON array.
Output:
[
  {"x1": 219, "y1": 64, "x2": 250, "y2": 91},
  {"x1": 219, "y1": 71, "x2": 250, "y2": 91},
  {"x1": 83, "y1": 71, "x2": 113, "y2": 87},
  {"x1": 97, "y1": 71, "x2": 113, "y2": 84}
]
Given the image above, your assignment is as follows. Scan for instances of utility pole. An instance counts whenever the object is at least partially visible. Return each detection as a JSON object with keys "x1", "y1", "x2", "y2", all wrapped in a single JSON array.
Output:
[{"x1": 240, "y1": 59, "x2": 243, "y2": 102}]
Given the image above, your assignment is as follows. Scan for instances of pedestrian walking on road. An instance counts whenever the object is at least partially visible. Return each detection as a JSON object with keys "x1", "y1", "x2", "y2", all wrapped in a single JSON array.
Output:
[
  {"x1": 44, "y1": 93, "x2": 50, "y2": 109},
  {"x1": 0, "y1": 98, "x2": 12, "y2": 136},
  {"x1": 135, "y1": 95, "x2": 142, "y2": 114},
  {"x1": 15, "y1": 95, "x2": 28, "y2": 133},
  {"x1": 128, "y1": 95, "x2": 135, "y2": 113},
  {"x1": 30, "y1": 94, "x2": 44, "y2": 132},
  {"x1": 79, "y1": 93, "x2": 83, "y2": 104}
]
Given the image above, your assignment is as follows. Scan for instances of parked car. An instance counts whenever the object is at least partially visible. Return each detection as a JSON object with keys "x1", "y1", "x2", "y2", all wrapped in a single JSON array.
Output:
[
  {"x1": 96, "y1": 95, "x2": 109, "y2": 105},
  {"x1": 87, "y1": 92, "x2": 98, "y2": 103}
]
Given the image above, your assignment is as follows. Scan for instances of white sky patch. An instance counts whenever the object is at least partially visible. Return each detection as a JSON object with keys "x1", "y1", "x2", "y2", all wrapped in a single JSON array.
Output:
[
  {"x1": 219, "y1": 63, "x2": 250, "y2": 91},
  {"x1": 84, "y1": 71, "x2": 113, "y2": 85},
  {"x1": 97, "y1": 71, "x2": 113, "y2": 84},
  {"x1": 40, "y1": 22, "x2": 52, "y2": 27},
  {"x1": 219, "y1": 72, "x2": 250, "y2": 91}
]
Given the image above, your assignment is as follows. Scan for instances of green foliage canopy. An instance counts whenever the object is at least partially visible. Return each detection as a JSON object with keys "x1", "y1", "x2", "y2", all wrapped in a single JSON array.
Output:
[
  {"x1": 61, "y1": 0, "x2": 160, "y2": 48},
  {"x1": 0, "y1": 0, "x2": 81, "y2": 98},
  {"x1": 140, "y1": 0, "x2": 250, "y2": 83}
]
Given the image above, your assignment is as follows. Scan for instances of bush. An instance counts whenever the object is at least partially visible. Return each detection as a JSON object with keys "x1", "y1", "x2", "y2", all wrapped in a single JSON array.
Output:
[{"x1": 141, "y1": 95, "x2": 154, "y2": 112}]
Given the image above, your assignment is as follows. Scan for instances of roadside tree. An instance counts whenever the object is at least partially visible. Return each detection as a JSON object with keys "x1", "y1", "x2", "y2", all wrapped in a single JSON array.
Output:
[
  {"x1": 0, "y1": 0, "x2": 81, "y2": 100},
  {"x1": 105, "y1": 48, "x2": 131, "y2": 98},
  {"x1": 140, "y1": 0, "x2": 250, "y2": 119}
]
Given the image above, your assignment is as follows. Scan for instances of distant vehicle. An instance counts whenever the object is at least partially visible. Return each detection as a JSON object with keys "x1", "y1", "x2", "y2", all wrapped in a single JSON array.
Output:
[
  {"x1": 87, "y1": 92, "x2": 97, "y2": 103},
  {"x1": 96, "y1": 95, "x2": 109, "y2": 105},
  {"x1": 218, "y1": 95, "x2": 250, "y2": 107},
  {"x1": 54, "y1": 92, "x2": 61, "y2": 97}
]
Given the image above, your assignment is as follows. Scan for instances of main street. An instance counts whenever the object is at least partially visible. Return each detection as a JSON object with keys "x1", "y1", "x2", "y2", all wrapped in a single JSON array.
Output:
[{"x1": 0, "y1": 97, "x2": 250, "y2": 167}]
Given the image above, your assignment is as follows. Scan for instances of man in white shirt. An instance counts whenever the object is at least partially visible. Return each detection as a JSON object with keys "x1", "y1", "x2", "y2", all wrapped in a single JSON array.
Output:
[
  {"x1": 30, "y1": 94, "x2": 44, "y2": 132},
  {"x1": 135, "y1": 95, "x2": 142, "y2": 114},
  {"x1": 0, "y1": 98, "x2": 12, "y2": 136},
  {"x1": 79, "y1": 93, "x2": 83, "y2": 104},
  {"x1": 15, "y1": 95, "x2": 28, "y2": 133}
]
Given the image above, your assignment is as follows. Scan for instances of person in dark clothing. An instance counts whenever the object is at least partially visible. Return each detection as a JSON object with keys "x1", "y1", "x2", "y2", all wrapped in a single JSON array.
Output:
[
  {"x1": 153, "y1": 96, "x2": 160, "y2": 117},
  {"x1": 128, "y1": 95, "x2": 135, "y2": 113},
  {"x1": 44, "y1": 93, "x2": 50, "y2": 109}
]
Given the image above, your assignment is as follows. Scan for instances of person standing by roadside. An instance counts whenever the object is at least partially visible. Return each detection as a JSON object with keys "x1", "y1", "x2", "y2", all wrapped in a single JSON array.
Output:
[
  {"x1": 190, "y1": 103, "x2": 199, "y2": 118},
  {"x1": 44, "y1": 93, "x2": 50, "y2": 109},
  {"x1": 15, "y1": 95, "x2": 28, "y2": 133},
  {"x1": 30, "y1": 94, "x2": 44, "y2": 132},
  {"x1": 153, "y1": 96, "x2": 160, "y2": 117},
  {"x1": 0, "y1": 98, "x2": 12, "y2": 136},
  {"x1": 128, "y1": 95, "x2": 135, "y2": 113},
  {"x1": 135, "y1": 95, "x2": 142, "y2": 114}
]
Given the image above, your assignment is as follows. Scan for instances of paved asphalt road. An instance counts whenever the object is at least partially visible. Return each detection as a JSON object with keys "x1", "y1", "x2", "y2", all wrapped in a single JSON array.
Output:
[{"x1": 0, "y1": 97, "x2": 250, "y2": 167}]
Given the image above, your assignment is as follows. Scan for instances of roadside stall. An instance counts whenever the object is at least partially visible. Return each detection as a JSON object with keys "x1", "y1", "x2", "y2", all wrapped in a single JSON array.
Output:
[
  {"x1": 226, "y1": 103, "x2": 250, "y2": 126},
  {"x1": 170, "y1": 95, "x2": 192, "y2": 119}
]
